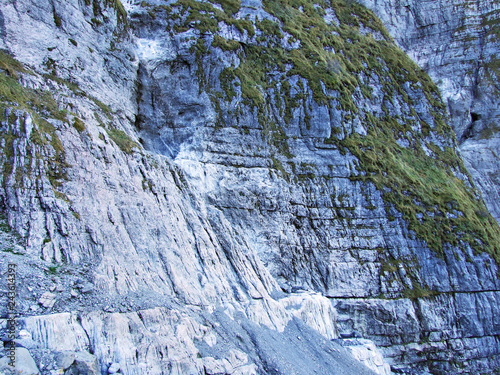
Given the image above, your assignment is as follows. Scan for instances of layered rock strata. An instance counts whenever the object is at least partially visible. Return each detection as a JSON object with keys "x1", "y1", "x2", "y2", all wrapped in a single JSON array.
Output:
[
  {"x1": 358, "y1": 0, "x2": 500, "y2": 223},
  {"x1": 0, "y1": 0, "x2": 499, "y2": 374}
]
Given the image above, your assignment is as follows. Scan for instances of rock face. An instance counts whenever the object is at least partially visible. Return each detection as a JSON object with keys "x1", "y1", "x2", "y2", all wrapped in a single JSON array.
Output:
[
  {"x1": 0, "y1": 0, "x2": 499, "y2": 374},
  {"x1": 356, "y1": 0, "x2": 500, "y2": 223}
]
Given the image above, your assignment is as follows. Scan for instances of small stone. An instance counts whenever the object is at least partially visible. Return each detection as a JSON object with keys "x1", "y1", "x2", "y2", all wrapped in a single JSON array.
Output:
[
  {"x1": 18, "y1": 329, "x2": 32, "y2": 340},
  {"x1": 14, "y1": 337, "x2": 38, "y2": 350},
  {"x1": 70, "y1": 289, "x2": 79, "y2": 297},
  {"x1": 55, "y1": 351, "x2": 76, "y2": 370},
  {"x1": 203, "y1": 357, "x2": 227, "y2": 375},
  {"x1": 108, "y1": 362, "x2": 120, "y2": 373},
  {"x1": 79, "y1": 282, "x2": 94, "y2": 294},
  {"x1": 69, "y1": 351, "x2": 100, "y2": 375},
  {"x1": 13, "y1": 245, "x2": 25, "y2": 255},
  {"x1": 428, "y1": 331, "x2": 442, "y2": 342},
  {"x1": 0, "y1": 347, "x2": 40, "y2": 374},
  {"x1": 50, "y1": 286, "x2": 56, "y2": 292},
  {"x1": 38, "y1": 292, "x2": 57, "y2": 308}
]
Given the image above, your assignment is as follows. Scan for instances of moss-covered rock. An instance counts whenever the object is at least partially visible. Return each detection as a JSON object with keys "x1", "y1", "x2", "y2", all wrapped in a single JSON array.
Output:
[{"x1": 158, "y1": 0, "x2": 500, "y2": 264}]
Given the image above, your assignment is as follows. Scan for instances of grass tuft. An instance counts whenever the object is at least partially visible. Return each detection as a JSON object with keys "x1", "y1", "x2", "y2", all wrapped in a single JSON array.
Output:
[{"x1": 106, "y1": 128, "x2": 139, "y2": 154}]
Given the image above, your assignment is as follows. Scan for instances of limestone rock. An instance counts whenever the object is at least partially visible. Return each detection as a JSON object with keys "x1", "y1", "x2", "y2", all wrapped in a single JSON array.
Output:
[
  {"x1": 0, "y1": 0, "x2": 499, "y2": 374},
  {"x1": 55, "y1": 351, "x2": 76, "y2": 370},
  {"x1": 338, "y1": 338, "x2": 392, "y2": 375},
  {"x1": 107, "y1": 362, "x2": 120, "y2": 374},
  {"x1": 357, "y1": 0, "x2": 500, "y2": 223},
  {"x1": 64, "y1": 351, "x2": 100, "y2": 375},
  {"x1": 18, "y1": 329, "x2": 31, "y2": 340},
  {"x1": 38, "y1": 292, "x2": 57, "y2": 309},
  {"x1": 0, "y1": 347, "x2": 40, "y2": 375}
]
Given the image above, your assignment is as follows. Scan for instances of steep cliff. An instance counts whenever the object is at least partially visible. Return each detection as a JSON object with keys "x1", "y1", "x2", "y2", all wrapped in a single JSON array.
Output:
[
  {"x1": 357, "y1": 0, "x2": 500, "y2": 224},
  {"x1": 0, "y1": 0, "x2": 499, "y2": 374}
]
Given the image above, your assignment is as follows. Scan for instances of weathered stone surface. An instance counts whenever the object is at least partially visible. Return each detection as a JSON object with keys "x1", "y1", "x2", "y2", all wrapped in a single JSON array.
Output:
[
  {"x1": 0, "y1": 347, "x2": 40, "y2": 375},
  {"x1": 20, "y1": 307, "x2": 377, "y2": 375},
  {"x1": 38, "y1": 292, "x2": 57, "y2": 309},
  {"x1": 55, "y1": 351, "x2": 76, "y2": 370},
  {"x1": 65, "y1": 351, "x2": 100, "y2": 375},
  {"x1": 0, "y1": 0, "x2": 498, "y2": 374},
  {"x1": 337, "y1": 338, "x2": 392, "y2": 375},
  {"x1": 107, "y1": 362, "x2": 120, "y2": 374}
]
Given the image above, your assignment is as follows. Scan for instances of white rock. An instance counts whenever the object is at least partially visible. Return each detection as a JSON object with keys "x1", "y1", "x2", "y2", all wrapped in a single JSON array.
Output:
[
  {"x1": 107, "y1": 362, "x2": 120, "y2": 374},
  {"x1": 0, "y1": 347, "x2": 40, "y2": 374},
  {"x1": 38, "y1": 292, "x2": 57, "y2": 309},
  {"x1": 18, "y1": 329, "x2": 32, "y2": 340}
]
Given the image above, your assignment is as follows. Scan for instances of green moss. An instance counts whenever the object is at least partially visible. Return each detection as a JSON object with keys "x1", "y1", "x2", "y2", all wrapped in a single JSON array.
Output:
[
  {"x1": 212, "y1": 35, "x2": 241, "y2": 51},
  {"x1": 479, "y1": 123, "x2": 500, "y2": 140},
  {"x1": 380, "y1": 258, "x2": 400, "y2": 273},
  {"x1": 47, "y1": 265, "x2": 60, "y2": 274},
  {"x1": 115, "y1": 0, "x2": 128, "y2": 23},
  {"x1": 402, "y1": 282, "x2": 439, "y2": 300},
  {"x1": 69, "y1": 38, "x2": 78, "y2": 47},
  {"x1": 176, "y1": 0, "x2": 431, "y2": 115},
  {"x1": 216, "y1": 0, "x2": 241, "y2": 15},
  {"x1": 73, "y1": 117, "x2": 86, "y2": 132},
  {"x1": 0, "y1": 51, "x2": 70, "y2": 195},
  {"x1": 91, "y1": 97, "x2": 113, "y2": 118},
  {"x1": 484, "y1": 57, "x2": 500, "y2": 86},
  {"x1": 91, "y1": 17, "x2": 103, "y2": 26},
  {"x1": 256, "y1": 19, "x2": 283, "y2": 38},
  {"x1": 270, "y1": 156, "x2": 289, "y2": 180},
  {"x1": 0, "y1": 217, "x2": 10, "y2": 233},
  {"x1": 1, "y1": 247, "x2": 22, "y2": 255},
  {"x1": 53, "y1": 11, "x2": 62, "y2": 27},
  {"x1": 172, "y1": 0, "x2": 253, "y2": 35},
  {"x1": 0, "y1": 69, "x2": 68, "y2": 123},
  {"x1": 0, "y1": 51, "x2": 27, "y2": 78},
  {"x1": 88, "y1": 0, "x2": 127, "y2": 24},
  {"x1": 163, "y1": 0, "x2": 500, "y2": 262},
  {"x1": 106, "y1": 128, "x2": 139, "y2": 154},
  {"x1": 341, "y1": 118, "x2": 500, "y2": 262}
]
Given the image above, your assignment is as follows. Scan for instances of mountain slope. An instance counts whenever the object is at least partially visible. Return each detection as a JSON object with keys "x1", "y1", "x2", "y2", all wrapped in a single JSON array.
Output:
[
  {"x1": 357, "y1": 0, "x2": 500, "y2": 224},
  {"x1": 0, "y1": 0, "x2": 499, "y2": 374}
]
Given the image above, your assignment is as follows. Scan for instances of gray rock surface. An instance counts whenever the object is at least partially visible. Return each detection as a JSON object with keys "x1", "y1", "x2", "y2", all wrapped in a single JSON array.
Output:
[
  {"x1": 0, "y1": 0, "x2": 498, "y2": 374},
  {"x1": 38, "y1": 292, "x2": 57, "y2": 309},
  {"x1": 65, "y1": 351, "x2": 100, "y2": 375},
  {"x1": 0, "y1": 347, "x2": 40, "y2": 375},
  {"x1": 55, "y1": 351, "x2": 76, "y2": 370}
]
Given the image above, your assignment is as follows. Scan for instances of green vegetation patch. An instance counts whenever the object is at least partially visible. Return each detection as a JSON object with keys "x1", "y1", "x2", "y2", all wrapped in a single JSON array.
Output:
[
  {"x1": 106, "y1": 128, "x2": 139, "y2": 154},
  {"x1": 73, "y1": 117, "x2": 86, "y2": 132},
  {"x1": 163, "y1": 0, "x2": 500, "y2": 261},
  {"x1": 0, "y1": 51, "x2": 27, "y2": 79},
  {"x1": 172, "y1": 0, "x2": 254, "y2": 35},
  {"x1": 342, "y1": 118, "x2": 500, "y2": 262},
  {"x1": 0, "y1": 50, "x2": 70, "y2": 194},
  {"x1": 0, "y1": 52, "x2": 68, "y2": 122},
  {"x1": 402, "y1": 282, "x2": 439, "y2": 300},
  {"x1": 47, "y1": 265, "x2": 60, "y2": 274},
  {"x1": 85, "y1": 0, "x2": 127, "y2": 24}
]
